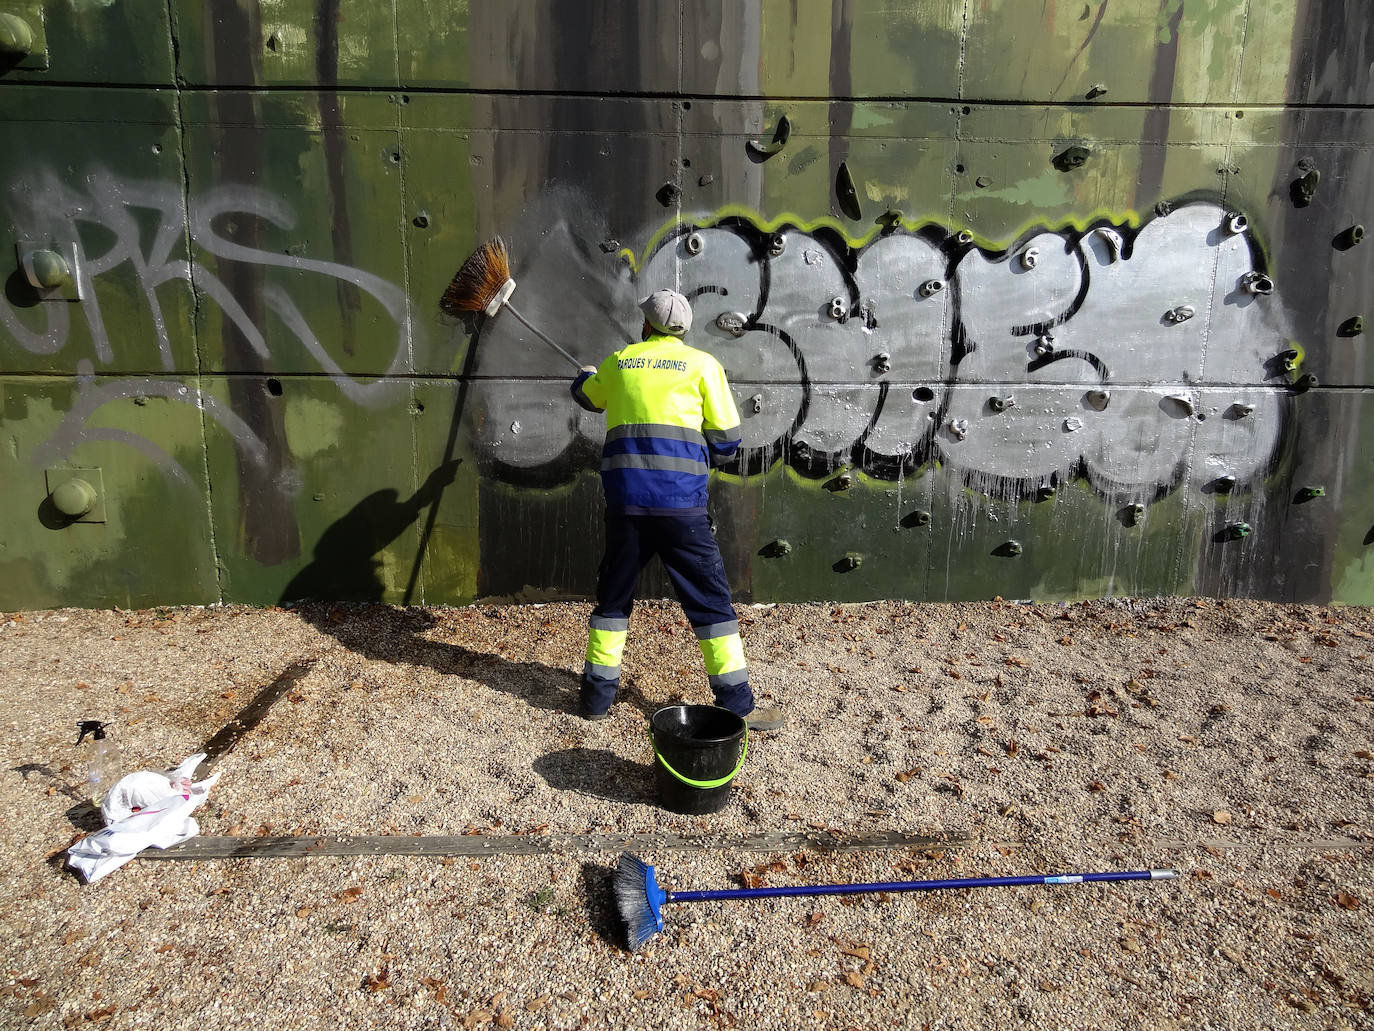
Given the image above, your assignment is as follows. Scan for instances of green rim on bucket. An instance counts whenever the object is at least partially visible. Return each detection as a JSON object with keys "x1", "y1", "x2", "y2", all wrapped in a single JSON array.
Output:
[{"x1": 650, "y1": 727, "x2": 749, "y2": 790}]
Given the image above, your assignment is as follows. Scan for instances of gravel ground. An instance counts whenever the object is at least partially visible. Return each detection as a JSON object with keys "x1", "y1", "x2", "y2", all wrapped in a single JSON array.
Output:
[{"x1": 1, "y1": 596, "x2": 1371, "y2": 1030}]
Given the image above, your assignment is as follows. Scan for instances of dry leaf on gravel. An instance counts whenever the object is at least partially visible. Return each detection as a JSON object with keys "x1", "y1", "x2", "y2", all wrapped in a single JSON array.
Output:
[{"x1": 22, "y1": 994, "x2": 56, "y2": 1018}]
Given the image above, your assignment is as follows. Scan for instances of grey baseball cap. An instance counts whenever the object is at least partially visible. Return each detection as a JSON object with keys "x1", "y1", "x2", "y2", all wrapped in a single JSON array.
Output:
[{"x1": 639, "y1": 288, "x2": 693, "y2": 337}]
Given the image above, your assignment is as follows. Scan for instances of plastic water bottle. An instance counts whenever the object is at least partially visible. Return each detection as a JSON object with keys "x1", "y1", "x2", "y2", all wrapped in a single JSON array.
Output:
[{"x1": 76, "y1": 720, "x2": 121, "y2": 805}]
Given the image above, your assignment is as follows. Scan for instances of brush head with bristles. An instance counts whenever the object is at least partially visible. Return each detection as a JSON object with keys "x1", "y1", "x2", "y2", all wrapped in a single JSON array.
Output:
[
  {"x1": 440, "y1": 237, "x2": 513, "y2": 317},
  {"x1": 614, "y1": 852, "x2": 666, "y2": 951}
]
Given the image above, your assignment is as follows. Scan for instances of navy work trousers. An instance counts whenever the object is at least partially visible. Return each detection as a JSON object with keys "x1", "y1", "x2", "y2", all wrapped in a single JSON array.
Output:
[{"x1": 581, "y1": 511, "x2": 753, "y2": 716}]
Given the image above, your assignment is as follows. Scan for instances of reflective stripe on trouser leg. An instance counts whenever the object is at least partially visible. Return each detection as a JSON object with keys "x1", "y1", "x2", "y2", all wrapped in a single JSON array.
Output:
[
  {"x1": 698, "y1": 629, "x2": 753, "y2": 716},
  {"x1": 581, "y1": 617, "x2": 628, "y2": 714}
]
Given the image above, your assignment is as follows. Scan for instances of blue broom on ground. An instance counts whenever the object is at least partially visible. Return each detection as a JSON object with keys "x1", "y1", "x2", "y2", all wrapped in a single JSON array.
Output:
[{"x1": 613, "y1": 852, "x2": 1179, "y2": 951}]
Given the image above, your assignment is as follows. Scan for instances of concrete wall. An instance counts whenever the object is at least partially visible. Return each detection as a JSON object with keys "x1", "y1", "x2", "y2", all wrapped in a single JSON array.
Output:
[{"x1": 2, "y1": 1, "x2": 1372, "y2": 609}]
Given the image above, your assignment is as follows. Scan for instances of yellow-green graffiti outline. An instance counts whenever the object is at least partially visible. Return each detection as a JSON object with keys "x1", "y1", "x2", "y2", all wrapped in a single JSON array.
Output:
[
  {"x1": 713, "y1": 458, "x2": 936, "y2": 494},
  {"x1": 620, "y1": 205, "x2": 948, "y2": 271},
  {"x1": 622, "y1": 195, "x2": 1272, "y2": 272}
]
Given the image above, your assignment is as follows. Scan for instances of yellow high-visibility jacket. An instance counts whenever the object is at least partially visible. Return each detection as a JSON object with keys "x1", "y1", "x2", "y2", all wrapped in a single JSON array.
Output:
[{"x1": 572, "y1": 333, "x2": 742, "y2": 514}]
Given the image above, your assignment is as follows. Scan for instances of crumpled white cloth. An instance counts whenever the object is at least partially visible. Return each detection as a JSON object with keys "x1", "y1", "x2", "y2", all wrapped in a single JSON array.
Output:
[{"x1": 66, "y1": 753, "x2": 221, "y2": 884}]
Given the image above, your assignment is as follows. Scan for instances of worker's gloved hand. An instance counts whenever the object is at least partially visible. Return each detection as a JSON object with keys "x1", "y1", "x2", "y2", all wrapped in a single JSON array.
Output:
[{"x1": 580, "y1": 365, "x2": 597, "y2": 375}]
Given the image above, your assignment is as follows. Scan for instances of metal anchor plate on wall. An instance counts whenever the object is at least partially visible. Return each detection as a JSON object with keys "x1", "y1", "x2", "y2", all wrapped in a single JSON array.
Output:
[
  {"x1": 44, "y1": 468, "x2": 105, "y2": 523},
  {"x1": 16, "y1": 241, "x2": 83, "y2": 301},
  {"x1": 0, "y1": 5, "x2": 48, "y2": 70}
]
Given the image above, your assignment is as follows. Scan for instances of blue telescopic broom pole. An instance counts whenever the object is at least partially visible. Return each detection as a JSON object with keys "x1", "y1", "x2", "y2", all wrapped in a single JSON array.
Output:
[{"x1": 668, "y1": 868, "x2": 1178, "y2": 904}]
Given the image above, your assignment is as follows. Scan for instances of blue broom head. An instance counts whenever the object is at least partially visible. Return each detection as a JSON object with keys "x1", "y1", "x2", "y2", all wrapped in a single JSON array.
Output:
[{"x1": 614, "y1": 852, "x2": 666, "y2": 951}]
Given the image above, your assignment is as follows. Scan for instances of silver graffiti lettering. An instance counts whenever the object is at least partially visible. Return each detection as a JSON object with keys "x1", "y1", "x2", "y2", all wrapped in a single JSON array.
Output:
[{"x1": 476, "y1": 201, "x2": 1287, "y2": 504}]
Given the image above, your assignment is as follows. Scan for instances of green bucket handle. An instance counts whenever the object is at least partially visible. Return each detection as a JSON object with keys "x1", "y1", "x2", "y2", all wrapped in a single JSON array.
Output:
[{"x1": 651, "y1": 727, "x2": 749, "y2": 790}]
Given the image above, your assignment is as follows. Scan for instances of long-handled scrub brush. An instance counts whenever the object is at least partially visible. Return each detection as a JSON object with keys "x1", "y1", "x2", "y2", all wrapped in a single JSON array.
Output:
[
  {"x1": 405, "y1": 238, "x2": 585, "y2": 602},
  {"x1": 613, "y1": 852, "x2": 1178, "y2": 951},
  {"x1": 439, "y1": 237, "x2": 583, "y2": 370}
]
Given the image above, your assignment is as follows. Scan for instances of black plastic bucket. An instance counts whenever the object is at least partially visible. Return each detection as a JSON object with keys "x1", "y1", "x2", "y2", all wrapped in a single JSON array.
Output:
[{"x1": 650, "y1": 704, "x2": 748, "y2": 814}]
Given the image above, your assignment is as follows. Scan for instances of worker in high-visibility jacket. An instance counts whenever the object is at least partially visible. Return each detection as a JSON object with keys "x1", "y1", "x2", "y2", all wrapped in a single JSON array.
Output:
[{"x1": 570, "y1": 288, "x2": 783, "y2": 731}]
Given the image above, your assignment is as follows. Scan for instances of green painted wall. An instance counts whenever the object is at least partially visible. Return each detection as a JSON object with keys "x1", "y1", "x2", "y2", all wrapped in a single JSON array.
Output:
[{"x1": 1, "y1": 1, "x2": 1371, "y2": 610}]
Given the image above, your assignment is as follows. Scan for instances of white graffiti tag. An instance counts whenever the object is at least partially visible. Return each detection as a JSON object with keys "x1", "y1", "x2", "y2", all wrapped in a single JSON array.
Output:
[{"x1": 2, "y1": 167, "x2": 412, "y2": 478}]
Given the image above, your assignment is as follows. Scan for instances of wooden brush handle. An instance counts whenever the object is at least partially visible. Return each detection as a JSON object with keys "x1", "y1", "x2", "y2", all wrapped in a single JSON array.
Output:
[{"x1": 503, "y1": 303, "x2": 584, "y2": 370}]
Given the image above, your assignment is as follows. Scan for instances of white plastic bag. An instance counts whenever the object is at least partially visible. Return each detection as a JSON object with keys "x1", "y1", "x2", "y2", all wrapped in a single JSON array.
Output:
[
  {"x1": 100, "y1": 752, "x2": 205, "y2": 825},
  {"x1": 66, "y1": 752, "x2": 221, "y2": 884}
]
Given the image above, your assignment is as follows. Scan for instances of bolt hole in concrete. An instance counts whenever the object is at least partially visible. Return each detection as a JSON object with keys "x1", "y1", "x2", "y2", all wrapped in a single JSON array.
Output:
[
  {"x1": 412, "y1": 214, "x2": 429, "y2": 229},
  {"x1": 912, "y1": 386, "x2": 935, "y2": 402},
  {"x1": 955, "y1": 163, "x2": 966, "y2": 174},
  {"x1": 682, "y1": 101, "x2": 692, "y2": 110},
  {"x1": 962, "y1": 105, "x2": 971, "y2": 115},
  {"x1": 265, "y1": 378, "x2": 283, "y2": 397}
]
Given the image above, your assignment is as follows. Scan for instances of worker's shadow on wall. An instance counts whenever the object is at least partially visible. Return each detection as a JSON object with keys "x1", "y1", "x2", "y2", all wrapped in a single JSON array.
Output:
[
  {"x1": 279, "y1": 462, "x2": 655, "y2": 715},
  {"x1": 280, "y1": 461, "x2": 462, "y2": 606}
]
